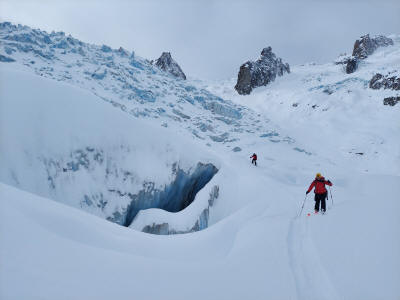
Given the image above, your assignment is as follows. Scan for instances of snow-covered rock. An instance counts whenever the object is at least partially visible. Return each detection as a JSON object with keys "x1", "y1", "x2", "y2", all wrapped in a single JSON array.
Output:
[
  {"x1": 383, "y1": 96, "x2": 400, "y2": 106},
  {"x1": 346, "y1": 34, "x2": 394, "y2": 74},
  {"x1": 353, "y1": 34, "x2": 393, "y2": 59},
  {"x1": 345, "y1": 57, "x2": 358, "y2": 74},
  {"x1": 154, "y1": 51, "x2": 186, "y2": 80},
  {"x1": 369, "y1": 72, "x2": 400, "y2": 90},
  {"x1": 234, "y1": 46, "x2": 290, "y2": 95}
]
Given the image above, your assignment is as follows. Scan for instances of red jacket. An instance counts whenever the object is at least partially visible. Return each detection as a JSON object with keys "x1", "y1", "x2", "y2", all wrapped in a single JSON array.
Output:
[
  {"x1": 251, "y1": 154, "x2": 257, "y2": 160},
  {"x1": 307, "y1": 177, "x2": 332, "y2": 194}
]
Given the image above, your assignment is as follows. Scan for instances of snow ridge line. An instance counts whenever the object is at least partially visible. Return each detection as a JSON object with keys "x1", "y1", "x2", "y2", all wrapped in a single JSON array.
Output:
[{"x1": 287, "y1": 216, "x2": 340, "y2": 300}]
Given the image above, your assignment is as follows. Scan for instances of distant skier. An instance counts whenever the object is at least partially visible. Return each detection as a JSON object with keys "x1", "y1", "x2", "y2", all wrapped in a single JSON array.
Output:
[
  {"x1": 250, "y1": 153, "x2": 257, "y2": 166},
  {"x1": 306, "y1": 173, "x2": 332, "y2": 213}
]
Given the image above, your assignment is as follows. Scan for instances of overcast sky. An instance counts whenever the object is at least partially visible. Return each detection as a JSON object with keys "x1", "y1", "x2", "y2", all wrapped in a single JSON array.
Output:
[{"x1": 1, "y1": 0, "x2": 399, "y2": 80}]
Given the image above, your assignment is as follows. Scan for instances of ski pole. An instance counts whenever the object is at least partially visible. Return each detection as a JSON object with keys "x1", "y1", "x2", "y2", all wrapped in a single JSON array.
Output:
[
  {"x1": 329, "y1": 186, "x2": 333, "y2": 207},
  {"x1": 298, "y1": 194, "x2": 307, "y2": 217}
]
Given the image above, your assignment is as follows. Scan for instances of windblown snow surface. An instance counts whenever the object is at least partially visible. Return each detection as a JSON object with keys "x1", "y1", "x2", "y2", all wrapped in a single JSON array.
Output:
[{"x1": 1, "y1": 24, "x2": 399, "y2": 300}]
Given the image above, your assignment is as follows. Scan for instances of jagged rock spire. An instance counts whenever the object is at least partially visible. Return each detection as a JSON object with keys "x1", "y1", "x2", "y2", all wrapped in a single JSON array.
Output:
[{"x1": 154, "y1": 52, "x2": 186, "y2": 80}]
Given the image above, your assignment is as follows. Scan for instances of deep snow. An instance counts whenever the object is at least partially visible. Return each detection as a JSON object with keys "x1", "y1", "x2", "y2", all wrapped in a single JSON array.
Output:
[
  {"x1": 1, "y1": 171, "x2": 399, "y2": 300},
  {"x1": 1, "y1": 23, "x2": 400, "y2": 300}
]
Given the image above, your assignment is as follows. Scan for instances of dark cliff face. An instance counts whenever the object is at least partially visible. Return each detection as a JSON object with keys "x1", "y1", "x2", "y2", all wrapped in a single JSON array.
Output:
[
  {"x1": 345, "y1": 57, "x2": 358, "y2": 74},
  {"x1": 345, "y1": 34, "x2": 393, "y2": 74},
  {"x1": 154, "y1": 52, "x2": 186, "y2": 80},
  {"x1": 235, "y1": 47, "x2": 290, "y2": 95}
]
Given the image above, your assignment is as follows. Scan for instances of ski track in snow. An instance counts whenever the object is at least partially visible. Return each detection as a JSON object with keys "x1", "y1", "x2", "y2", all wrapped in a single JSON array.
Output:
[{"x1": 287, "y1": 215, "x2": 340, "y2": 300}]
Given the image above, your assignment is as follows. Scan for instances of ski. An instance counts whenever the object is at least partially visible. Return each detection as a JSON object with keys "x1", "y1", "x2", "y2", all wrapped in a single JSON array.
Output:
[{"x1": 306, "y1": 211, "x2": 326, "y2": 216}]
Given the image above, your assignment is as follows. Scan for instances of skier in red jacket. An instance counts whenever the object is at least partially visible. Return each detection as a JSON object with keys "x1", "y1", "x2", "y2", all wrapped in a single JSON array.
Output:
[
  {"x1": 306, "y1": 173, "x2": 332, "y2": 213},
  {"x1": 250, "y1": 153, "x2": 257, "y2": 166}
]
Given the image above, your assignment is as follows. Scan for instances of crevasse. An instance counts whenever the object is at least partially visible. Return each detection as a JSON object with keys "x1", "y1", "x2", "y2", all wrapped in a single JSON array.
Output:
[{"x1": 121, "y1": 163, "x2": 218, "y2": 227}]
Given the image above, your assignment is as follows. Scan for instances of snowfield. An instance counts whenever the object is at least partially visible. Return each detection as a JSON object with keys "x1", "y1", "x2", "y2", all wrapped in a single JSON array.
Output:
[
  {"x1": 1, "y1": 23, "x2": 399, "y2": 300},
  {"x1": 2, "y1": 174, "x2": 399, "y2": 300}
]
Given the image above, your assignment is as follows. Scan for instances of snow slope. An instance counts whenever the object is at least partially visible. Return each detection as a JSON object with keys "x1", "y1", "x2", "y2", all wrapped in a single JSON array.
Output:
[
  {"x1": 1, "y1": 22, "x2": 400, "y2": 300},
  {"x1": 206, "y1": 35, "x2": 400, "y2": 176},
  {"x1": 1, "y1": 168, "x2": 399, "y2": 300},
  {"x1": 0, "y1": 65, "x2": 221, "y2": 228},
  {"x1": 0, "y1": 22, "x2": 314, "y2": 231}
]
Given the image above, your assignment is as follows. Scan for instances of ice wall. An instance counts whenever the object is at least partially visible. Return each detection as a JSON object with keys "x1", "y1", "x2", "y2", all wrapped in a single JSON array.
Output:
[{"x1": 121, "y1": 163, "x2": 218, "y2": 227}]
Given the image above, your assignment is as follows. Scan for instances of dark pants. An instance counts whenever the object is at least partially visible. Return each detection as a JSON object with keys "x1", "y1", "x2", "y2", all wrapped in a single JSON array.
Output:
[
  {"x1": 252, "y1": 159, "x2": 257, "y2": 166},
  {"x1": 314, "y1": 192, "x2": 327, "y2": 212}
]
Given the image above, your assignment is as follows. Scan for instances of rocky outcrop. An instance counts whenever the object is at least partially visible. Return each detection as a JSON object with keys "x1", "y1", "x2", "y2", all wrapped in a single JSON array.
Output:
[
  {"x1": 369, "y1": 73, "x2": 400, "y2": 90},
  {"x1": 154, "y1": 52, "x2": 186, "y2": 80},
  {"x1": 369, "y1": 73, "x2": 399, "y2": 106},
  {"x1": 235, "y1": 47, "x2": 290, "y2": 95},
  {"x1": 352, "y1": 35, "x2": 393, "y2": 59},
  {"x1": 345, "y1": 34, "x2": 393, "y2": 74},
  {"x1": 383, "y1": 96, "x2": 400, "y2": 106},
  {"x1": 345, "y1": 57, "x2": 358, "y2": 74}
]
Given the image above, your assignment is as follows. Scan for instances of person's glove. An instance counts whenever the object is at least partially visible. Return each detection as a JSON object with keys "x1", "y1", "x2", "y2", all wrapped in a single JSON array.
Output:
[
  {"x1": 327, "y1": 180, "x2": 331, "y2": 184},
  {"x1": 306, "y1": 191, "x2": 310, "y2": 195}
]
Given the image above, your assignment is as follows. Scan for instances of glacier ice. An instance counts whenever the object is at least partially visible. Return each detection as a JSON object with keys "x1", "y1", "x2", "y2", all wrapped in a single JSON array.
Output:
[{"x1": 119, "y1": 163, "x2": 218, "y2": 227}]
